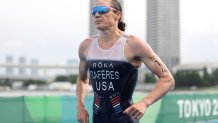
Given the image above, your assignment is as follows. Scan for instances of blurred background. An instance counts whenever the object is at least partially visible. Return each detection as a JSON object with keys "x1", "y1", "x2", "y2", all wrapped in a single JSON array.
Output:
[{"x1": 0, "y1": 0, "x2": 218, "y2": 122}]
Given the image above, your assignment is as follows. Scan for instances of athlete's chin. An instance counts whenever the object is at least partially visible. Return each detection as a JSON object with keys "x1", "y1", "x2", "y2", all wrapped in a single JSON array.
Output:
[
  {"x1": 96, "y1": 25, "x2": 107, "y2": 31},
  {"x1": 96, "y1": 26, "x2": 107, "y2": 31}
]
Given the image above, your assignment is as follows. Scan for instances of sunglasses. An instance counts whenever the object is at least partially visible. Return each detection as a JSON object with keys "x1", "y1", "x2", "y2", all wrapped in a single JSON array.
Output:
[{"x1": 91, "y1": 6, "x2": 117, "y2": 16}]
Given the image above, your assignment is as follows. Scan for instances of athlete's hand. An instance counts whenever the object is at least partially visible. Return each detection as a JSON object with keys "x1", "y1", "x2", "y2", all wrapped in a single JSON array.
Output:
[
  {"x1": 77, "y1": 105, "x2": 89, "y2": 123},
  {"x1": 123, "y1": 99, "x2": 148, "y2": 120}
]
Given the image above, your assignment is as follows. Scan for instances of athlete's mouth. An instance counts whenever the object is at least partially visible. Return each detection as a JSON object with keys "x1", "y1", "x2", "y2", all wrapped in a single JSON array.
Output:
[{"x1": 95, "y1": 21, "x2": 102, "y2": 24}]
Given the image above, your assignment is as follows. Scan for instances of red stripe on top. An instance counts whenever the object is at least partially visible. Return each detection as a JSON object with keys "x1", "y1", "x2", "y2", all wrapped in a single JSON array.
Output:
[
  {"x1": 112, "y1": 97, "x2": 120, "y2": 105},
  {"x1": 111, "y1": 96, "x2": 120, "y2": 102},
  {"x1": 95, "y1": 96, "x2": 100, "y2": 105}
]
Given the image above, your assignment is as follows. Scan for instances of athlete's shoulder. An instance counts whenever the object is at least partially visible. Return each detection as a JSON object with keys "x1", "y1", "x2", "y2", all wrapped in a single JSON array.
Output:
[
  {"x1": 78, "y1": 35, "x2": 98, "y2": 59},
  {"x1": 126, "y1": 34, "x2": 148, "y2": 48},
  {"x1": 79, "y1": 35, "x2": 98, "y2": 49}
]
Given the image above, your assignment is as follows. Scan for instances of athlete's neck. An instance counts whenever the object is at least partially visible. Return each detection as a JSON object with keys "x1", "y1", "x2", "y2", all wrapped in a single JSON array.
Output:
[{"x1": 99, "y1": 28, "x2": 123, "y2": 43}]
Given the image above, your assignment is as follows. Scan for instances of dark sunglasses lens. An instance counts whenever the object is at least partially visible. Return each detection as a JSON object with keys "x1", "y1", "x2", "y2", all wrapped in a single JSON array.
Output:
[
  {"x1": 99, "y1": 8, "x2": 109, "y2": 14},
  {"x1": 91, "y1": 9, "x2": 96, "y2": 16},
  {"x1": 91, "y1": 6, "x2": 109, "y2": 15}
]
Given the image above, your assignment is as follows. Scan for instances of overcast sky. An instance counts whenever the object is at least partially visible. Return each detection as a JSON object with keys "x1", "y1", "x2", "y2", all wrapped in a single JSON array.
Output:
[{"x1": 0, "y1": 0, "x2": 218, "y2": 65}]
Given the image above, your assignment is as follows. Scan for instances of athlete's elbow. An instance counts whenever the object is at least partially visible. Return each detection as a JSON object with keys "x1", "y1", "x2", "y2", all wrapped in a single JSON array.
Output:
[
  {"x1": 162, "y1": 73, "x2": 175, "y2": 89},
  {"x1": 167, "y1": 76, "x2": 175, "y2": 90},
  {"x1": 170, "y1": 77, "x2": 175, "y2": 89}
]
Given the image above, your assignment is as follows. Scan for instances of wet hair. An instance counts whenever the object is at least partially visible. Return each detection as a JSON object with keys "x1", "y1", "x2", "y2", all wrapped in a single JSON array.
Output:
[{"x1": 110, "y1": 0, "x2": 126, "y2": 31}]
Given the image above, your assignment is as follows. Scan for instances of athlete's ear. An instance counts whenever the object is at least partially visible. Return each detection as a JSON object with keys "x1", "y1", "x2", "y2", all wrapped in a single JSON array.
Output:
[{"x1": 114, "y1": 11, "x2": 122, "y2": 21}]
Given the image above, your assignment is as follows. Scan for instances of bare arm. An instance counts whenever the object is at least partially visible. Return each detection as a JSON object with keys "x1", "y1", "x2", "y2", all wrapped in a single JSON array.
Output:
[
  {"x1": 76, "y1": 57, "x2": 89, "y2": 107},
  {"x1": 135, "y1": 41, "x2": 175, "y2": 106},
  {"x1": 76, "y1": 39, "x2": 91, "y2": 123},
  {"x1": 141, "y1": 51, "x2": 175, "y2": 105},
  {"x1": 124, "y1": 35, "x2": 175, "y2": 120}
]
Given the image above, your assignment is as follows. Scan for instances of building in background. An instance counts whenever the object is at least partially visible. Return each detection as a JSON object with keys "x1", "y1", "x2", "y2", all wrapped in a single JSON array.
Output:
[
  {"x1": 6, "y1": 55, "x2": 14, "y2": 76},
  {"x1": 31, "y1": 59, "x2": 38, "y2": 76},
  {"x1": 147, "y1": 0, "x2": 180, "y2": 70},
  {"x1": 18, "y1": 56, "x2": 26, "y2": 76},
  {"x1": 172, "y1": 62, "x2": 218, "y2": 77},
  {"x1": 89, "y1": 0, "x2": 123, "y2": 36},
  {"x1": 0, "y1": 56, "x2": 79, "y2": 82}
]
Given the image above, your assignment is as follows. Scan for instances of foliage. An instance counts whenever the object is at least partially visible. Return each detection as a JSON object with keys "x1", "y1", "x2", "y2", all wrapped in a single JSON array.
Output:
[
  {"x1": 0, "y1": 79, "x2": 12, "y2": 86},
  {"x1": 144, "y1": 73, "x2": 156, "y2": 83},
  {"x1": 211, "y1": 68, "x2": 218, "y2": 84},
  {"x1": 23, "y1": 80, "x2": 46, "y2": 87},
  {"x1": 55, "y1": 75, "x2": 68, "y2": 81},
  {"x1": 174, "y1": 71, "x2": 201, "y2": 87},
  {"x1": 55, "y1": 74, "x2": 78, "y2": 84},
  {"x1": 68, "y1": 75, "x2": 78, "y2": 84},
  {"x1": 174, "y1": 67, "x2": 218, "y2": 88},
  {"x1": 201, "y1": 67, "x2": 213, "y2": 86}
]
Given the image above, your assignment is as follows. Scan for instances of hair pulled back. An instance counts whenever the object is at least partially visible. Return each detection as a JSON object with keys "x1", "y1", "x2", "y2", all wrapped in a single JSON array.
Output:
[{"x1": 110, "y1": 0, "x2": 126, "y2": 31}]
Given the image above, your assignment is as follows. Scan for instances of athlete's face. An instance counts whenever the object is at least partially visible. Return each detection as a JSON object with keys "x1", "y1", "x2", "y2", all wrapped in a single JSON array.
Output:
[{"x1": 92, "y1": 0, "x2": 121, "y2": 31}]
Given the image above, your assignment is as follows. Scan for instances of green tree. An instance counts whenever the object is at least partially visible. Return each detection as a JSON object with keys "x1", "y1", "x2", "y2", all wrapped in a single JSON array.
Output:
[
  {"x1": 23, "y1": 80, "x2": 46, "y2": 87},
  {"x1": 174, "y1": 71, "x2": 189, "y2": 87},
  {"x1": 211, "y1": 68, "x2": 218, "y2": 84},
  {"x1": 201, "y1": 67, "x2": 213, "y2": 86},
  {"x1": 55, "y1": 75, "x2": 68, "y2": 81},
  {"x1": 0, "y1": 78, "x2": 12, "y2": 86},
  {"x1": 68, "y1": 75, "x2": 78, "y2": 84},
  {"x1": 144, "y1": 73, "x2": 156, "y2": 83},
  {"x1": 174, "y1": 71, "x2": 202, "y2": 88},
  {"x1": 189, "y1": 71, "x2": 201, "y2": 86},
  {"x1": 55, "y1": 74, "x2": 78, "y2": 84}
]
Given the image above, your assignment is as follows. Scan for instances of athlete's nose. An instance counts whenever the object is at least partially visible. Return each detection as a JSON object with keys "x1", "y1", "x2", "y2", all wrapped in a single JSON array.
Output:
[{"x1": 94, "y1": 12, "x2": 101, "y2": 17}]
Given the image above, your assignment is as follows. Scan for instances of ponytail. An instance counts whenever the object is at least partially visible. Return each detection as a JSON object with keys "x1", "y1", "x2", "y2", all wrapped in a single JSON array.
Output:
[
  {"x1": 111, "y1": 0, "x2": 126, "y2": 31},
  {"x1": 118, "y1": 20, "x2": 126, "y2": 31}
]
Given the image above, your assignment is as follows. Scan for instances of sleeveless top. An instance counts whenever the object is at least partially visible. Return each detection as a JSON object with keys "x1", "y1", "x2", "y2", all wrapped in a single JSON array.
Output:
[{"x1": 87, "y1": 34, "x2": 139, "y2": 123}]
